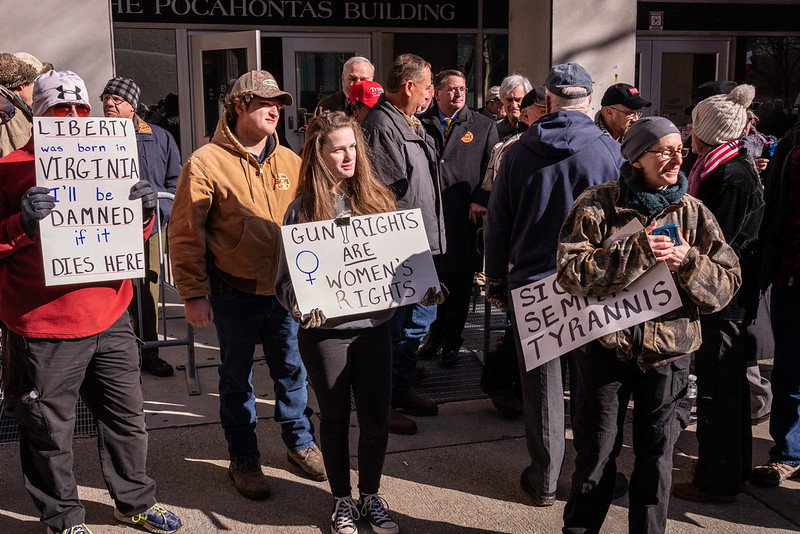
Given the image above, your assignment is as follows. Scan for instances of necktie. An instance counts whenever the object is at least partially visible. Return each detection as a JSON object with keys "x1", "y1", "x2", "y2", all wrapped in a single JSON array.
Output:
[{"x1": 443, "y1": 118, "x2": 453, "y2": 141}]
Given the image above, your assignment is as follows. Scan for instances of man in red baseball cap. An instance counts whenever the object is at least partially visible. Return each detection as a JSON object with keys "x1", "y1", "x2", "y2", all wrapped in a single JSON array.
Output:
[{"x1": 348, "y1": 80, "x2": 384, "y2": 123}]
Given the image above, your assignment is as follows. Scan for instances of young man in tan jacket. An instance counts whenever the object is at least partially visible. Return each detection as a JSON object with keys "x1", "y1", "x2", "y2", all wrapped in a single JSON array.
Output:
[{"x1": 169, "y1": 71, "x2": 324, "y2": 500}]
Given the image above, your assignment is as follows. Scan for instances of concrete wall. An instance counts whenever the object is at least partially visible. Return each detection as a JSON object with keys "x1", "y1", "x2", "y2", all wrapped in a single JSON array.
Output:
[
  {"x1": 509, "y1": 0, "x2": 637, "y2": 115},
  {"x1": 1, "y1": 0, "x2": 114, "y2": 117}
]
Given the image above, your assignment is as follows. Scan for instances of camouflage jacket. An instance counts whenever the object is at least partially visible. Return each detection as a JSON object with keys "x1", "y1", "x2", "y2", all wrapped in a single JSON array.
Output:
[{"x1": 556, "y1": 180, "x2": 741, "y2": 370}]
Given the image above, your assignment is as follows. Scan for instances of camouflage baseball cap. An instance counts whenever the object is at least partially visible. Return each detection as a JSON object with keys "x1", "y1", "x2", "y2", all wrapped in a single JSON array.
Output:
[{"x1": 230, "y1": 70, "x2": 293, "y2": 107}]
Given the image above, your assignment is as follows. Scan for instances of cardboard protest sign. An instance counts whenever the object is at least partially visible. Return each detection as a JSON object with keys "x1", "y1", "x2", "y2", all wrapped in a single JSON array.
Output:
[
  {"x1": 34, "y1": 117, "x2": 144, "y2": 286},
  {"x1": 280, "y1": 208, "x2": 440, "y2": 318},
  {"x1": 511, "y1": 219, "x2": 682, "y2": 371}
]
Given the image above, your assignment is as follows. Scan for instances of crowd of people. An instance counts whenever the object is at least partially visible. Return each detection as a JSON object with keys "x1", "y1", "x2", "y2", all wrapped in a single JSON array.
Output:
[{"x1": 1, "y1": 47, "x2": 799, "y2": 534}]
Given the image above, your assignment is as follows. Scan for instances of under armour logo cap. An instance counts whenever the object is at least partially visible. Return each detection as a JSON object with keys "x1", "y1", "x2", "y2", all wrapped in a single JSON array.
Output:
[
  {"x1": 230, "y1": 70, "x2": 293, "y2": 107},
  {"x1": 33, "y1": 70, "x2": 90, "y2": 116}
]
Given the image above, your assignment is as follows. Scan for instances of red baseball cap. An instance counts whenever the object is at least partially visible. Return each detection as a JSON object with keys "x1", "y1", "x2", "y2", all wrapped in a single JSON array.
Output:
[{"x1": 349, "y1": 80, "x2": 384, "y2": 108}]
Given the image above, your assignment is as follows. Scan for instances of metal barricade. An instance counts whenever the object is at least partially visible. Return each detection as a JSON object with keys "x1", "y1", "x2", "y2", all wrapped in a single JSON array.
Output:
[{"x1": 133, "y1": 192, "x2": 200, "y2": 395}]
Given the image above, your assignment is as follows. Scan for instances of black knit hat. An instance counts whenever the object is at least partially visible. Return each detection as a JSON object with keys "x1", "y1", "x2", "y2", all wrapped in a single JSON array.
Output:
[
  {"x1": 0, "y1": 53, "x2": 37, "y2": 89},
  {"x1": 102, "y1": 76, "x2": 141, "y2": 109}
]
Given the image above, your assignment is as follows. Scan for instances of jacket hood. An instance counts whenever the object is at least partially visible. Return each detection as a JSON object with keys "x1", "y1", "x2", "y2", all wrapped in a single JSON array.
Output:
[
  {"x1": 521, "y1": 110, "x2": 606, "y2": 159},
  {"x1": 210, "y1": 116, "x2": 281, "y2": 203}
]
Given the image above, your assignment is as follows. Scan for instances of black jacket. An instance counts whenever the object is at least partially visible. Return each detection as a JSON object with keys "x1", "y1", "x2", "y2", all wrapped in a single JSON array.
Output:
[
  {"x1": 420, "y1": 104, "x2": 498, "y2": 272},
  {"x1": 315, "y1": 90, "x2": 346, "y2": 114},
  {"x1": 760, "y1": 122, "x2": 800, "y2": 288},
  {"x1": 360, "y1": 94, "x2": 446, "y2": 255},
  {"x1": 696, "y1": 149, "x2": 764, "y2": 320}
]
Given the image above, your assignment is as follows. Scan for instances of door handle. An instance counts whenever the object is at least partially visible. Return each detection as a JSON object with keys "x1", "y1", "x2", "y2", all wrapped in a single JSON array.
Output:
[{"x1": 289, "y1": 116, "x2": 294, "y2": 129}]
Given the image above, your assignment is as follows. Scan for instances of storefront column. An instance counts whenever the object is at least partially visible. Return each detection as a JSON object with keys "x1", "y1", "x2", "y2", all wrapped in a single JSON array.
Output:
[{"x1": 508, "y1": 0, "x2": 637, "y2": 115}]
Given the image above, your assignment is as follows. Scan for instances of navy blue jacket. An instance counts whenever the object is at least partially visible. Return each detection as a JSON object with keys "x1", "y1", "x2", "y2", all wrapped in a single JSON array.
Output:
[
  {"x1": 136, "y1": 120, "x2": 181, "y2": 236},
  {"x1": 485, "y1": 110, "x2": 624, "y2": 290}
]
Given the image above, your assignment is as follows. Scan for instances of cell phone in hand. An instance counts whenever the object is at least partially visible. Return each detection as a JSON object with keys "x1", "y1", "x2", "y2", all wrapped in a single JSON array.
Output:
[{"x1": 652, "y1": 224, "x2": 681, "y2": 246}]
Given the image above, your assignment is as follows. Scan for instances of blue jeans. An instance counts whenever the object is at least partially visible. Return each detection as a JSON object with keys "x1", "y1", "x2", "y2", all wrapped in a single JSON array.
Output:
[
  {"x1": 389, "y1": 303, "x2": 437, "y2": 398},
  {"x1": 210, "y1": 287, "x2": 316, "y2": 461},
  {"x1": 768, "y1": 285, "x2": 800, "y2": 466}
]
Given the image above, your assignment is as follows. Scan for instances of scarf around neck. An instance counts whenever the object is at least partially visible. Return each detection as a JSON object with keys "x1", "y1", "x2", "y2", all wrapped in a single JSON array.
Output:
[{"x1": 619, "y1": 162, "x2": 688, "y2": 221}]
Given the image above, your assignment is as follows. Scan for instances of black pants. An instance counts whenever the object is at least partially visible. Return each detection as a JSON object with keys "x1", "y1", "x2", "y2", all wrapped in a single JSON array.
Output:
[
  {"x1": 426, "y1": 271, "x2": 475, "y2": 352},
  {"x1": 297, "y1": 322, "x2": 392, "y2": 498},
  {"x1": 693, "y1": 317, "x2": 752, "y2": 495},
  {"x1": 564, "y1": 345, "x2": 689, "y2": 534},
  {"x1": 7, "y1": 312, "x2": 156, "y2": 532}
]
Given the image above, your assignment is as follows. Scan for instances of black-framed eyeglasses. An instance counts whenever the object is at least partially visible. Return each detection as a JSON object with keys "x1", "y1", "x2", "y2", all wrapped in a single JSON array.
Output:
[{"x1": 644, "y1": 148, "x2": 689, "y2": 160}]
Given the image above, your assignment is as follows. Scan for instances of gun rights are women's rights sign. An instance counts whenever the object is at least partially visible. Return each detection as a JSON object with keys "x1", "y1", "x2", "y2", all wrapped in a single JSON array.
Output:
[
  {"x1": 34, "y1": 117, "x2": 144, "y2": 286},
  {"x1": 280, "y1": 208, "x2": 440, "y2": 319}
]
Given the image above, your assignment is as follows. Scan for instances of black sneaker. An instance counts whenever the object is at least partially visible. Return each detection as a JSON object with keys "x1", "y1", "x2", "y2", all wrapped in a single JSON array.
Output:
[
  {"x1": 331, "y1": 496, "x2": 360, "y2": 534},
  {"x1": 359, "y1": 493, "x2": 399, "y2": 534},
  {"x1": 142, "y1": 356, "x2": 174, "y2": 377}
]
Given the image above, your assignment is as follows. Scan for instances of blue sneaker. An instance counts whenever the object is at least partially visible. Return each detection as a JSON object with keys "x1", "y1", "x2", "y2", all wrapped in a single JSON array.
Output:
[
  {"x1": 50, "y1": 526, "x2": 93, "y2": 534},
  {"x1": 114, "y1": 503, "x2": 183, "y2": 533}
]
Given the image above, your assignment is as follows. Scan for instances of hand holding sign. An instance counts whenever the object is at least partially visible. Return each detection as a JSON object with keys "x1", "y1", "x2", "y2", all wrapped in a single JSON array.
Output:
[
  {"x1": 128, "y1": 180, "x2": 157, "y2": 221},
  {"x1": 292, "y1": 304, "x2": 327, "y2": 329},
  {"x1": 21, "y1": 186, "x2": 56, "y2": 235}
]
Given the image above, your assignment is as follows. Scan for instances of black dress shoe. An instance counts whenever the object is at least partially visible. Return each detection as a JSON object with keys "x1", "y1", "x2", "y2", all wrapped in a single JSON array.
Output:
[
  {"x1": 520, "y1": 467, "x2": 556, "y2": 506},
  {"x1": 417, "y1": 340, "x2": 440, "y2": 360},
  {"x1": 142, "y1": 356, "x2": 174, "y2": 377},
  {"x1": 438, "y1": 348, "x2": 459, "y2": 368}
]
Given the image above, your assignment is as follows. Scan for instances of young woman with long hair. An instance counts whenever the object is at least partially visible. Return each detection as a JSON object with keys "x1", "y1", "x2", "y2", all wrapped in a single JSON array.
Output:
[{"x1": 275, "y1": 111, "x2": 401, "y2": 534}]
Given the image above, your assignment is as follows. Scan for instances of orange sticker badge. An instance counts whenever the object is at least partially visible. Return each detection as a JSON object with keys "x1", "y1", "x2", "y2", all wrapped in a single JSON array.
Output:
[
  {"x1": 274, "y1": 173, "x2": 291, "y2": 190},
  {"x1": 460, "y1": 131, "x2": 474, "y2": 143},
  {"x1": 138, "y1": 122, "x2": 152, "y2": 134}
]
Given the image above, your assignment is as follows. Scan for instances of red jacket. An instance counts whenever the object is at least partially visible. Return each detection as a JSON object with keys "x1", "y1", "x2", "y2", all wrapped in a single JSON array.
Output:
[{"x1": 0, "y1": 138, "x2": 153, "y2": 338}]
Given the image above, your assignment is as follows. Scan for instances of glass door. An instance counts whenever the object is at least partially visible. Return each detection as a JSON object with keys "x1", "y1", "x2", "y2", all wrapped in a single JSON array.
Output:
[
  {"x1": 637, "y1": 38, "x2": 730, "y2": 127},
  {"x1": 282, "y1": 36, "x2": 371, "y2": 153},
  {"x1": 189, "y1": 31, "x2": 261, "y2": 151}
]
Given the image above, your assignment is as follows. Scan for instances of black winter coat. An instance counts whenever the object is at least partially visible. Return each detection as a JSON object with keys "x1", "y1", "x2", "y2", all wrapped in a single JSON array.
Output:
[
  {"x1": 695, "y1": 149, "x2": 764, "y2": 320},
  {"x1": 420, "y1": 104, "x2": 498, "y2": 272},
  {"x1": 361, "y1": 94, "x2": 446, "y2": 255}
]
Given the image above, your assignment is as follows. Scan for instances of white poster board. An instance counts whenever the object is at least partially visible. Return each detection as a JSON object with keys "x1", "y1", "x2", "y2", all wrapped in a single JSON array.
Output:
[
  {"x1": 34, "y1": 117, "x2": 144, "y2": 286},
  {"x1": 280, "y1": 209, "x2": 440, "y2": 318},
  {"x1": 511, "y1": 220, "x2": 682, "y2": 371}
]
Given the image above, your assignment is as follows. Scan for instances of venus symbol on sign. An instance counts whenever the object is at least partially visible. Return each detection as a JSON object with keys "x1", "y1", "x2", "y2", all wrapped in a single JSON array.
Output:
[{"x1": 295, "y1": 250, "x2": 319, "y2": 285}]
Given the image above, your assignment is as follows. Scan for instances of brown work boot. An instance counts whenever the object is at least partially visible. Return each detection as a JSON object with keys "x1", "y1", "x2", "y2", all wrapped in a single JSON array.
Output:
[
  {"x1": 489, "y1": 389, "x2": 523, "y2": 417},
  {"x1": 392, "y1": 393, "x2": 438, "y2": 416},
  {"x1": 288, "y1": 445, "x2": 327, "y2": 481},
  {"x1": 671, "y1": 482, "x2": 736, "y2": 503},
  {"x1": 389, "y1": 408, "x2": 417, "y2": 435},
  {"x1": 228, "y1": 459, "x2": 271, "y2": 499}
]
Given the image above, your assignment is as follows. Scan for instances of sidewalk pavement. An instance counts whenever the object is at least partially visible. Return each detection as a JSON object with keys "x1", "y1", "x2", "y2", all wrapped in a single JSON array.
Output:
[{"x1": 1, "y1": 304, "x2": 798, "y2": 533}]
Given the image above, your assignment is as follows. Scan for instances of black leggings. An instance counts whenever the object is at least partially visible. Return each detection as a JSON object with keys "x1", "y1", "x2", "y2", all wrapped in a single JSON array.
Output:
[{"x1": 297, "y1": 322, "x2": 392, "y2": 498}]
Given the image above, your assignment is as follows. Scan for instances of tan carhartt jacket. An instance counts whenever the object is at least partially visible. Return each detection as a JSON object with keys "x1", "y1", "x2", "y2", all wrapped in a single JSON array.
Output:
[{"x1": 169, "y1": 116, "x2": 300, "y2": 299}]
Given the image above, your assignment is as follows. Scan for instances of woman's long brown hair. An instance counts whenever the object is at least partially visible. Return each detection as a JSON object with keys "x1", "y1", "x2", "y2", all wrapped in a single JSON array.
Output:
[{"x1": 296, "y1": 111, "x2": 396, "y2": 222}]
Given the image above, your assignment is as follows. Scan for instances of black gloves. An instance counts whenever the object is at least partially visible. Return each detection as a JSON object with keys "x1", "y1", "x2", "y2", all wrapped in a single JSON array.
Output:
[
  {"x1": 485, "y1": 277, "x2": 509, "y2": 312},
  {"x1": 20, "y1": 186, "x2": 55, "y2": 235},
  {"x1": 291, "y1": 305, "x2": 327, "y2": 329},
  {"x1": 129, "y1": 180, "x2": 157, "y2": 222}
]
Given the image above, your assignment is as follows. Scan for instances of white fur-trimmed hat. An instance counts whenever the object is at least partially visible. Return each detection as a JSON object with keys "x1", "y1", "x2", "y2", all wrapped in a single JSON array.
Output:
[
  {"x1": 32, "y1": 70, "x2": 90, "y2": 116},
  {"x1": 691, "y1": 84, "x2": 755, "y2": 145}
]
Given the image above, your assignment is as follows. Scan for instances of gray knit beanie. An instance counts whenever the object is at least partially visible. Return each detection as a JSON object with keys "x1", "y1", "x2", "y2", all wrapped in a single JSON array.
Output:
[
  {"x1": 620, "y1": 116, "x2": 680, "y2": 163},
  {"x1": 691, "y1": 84, "x2": 755, "y2": 145}
]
